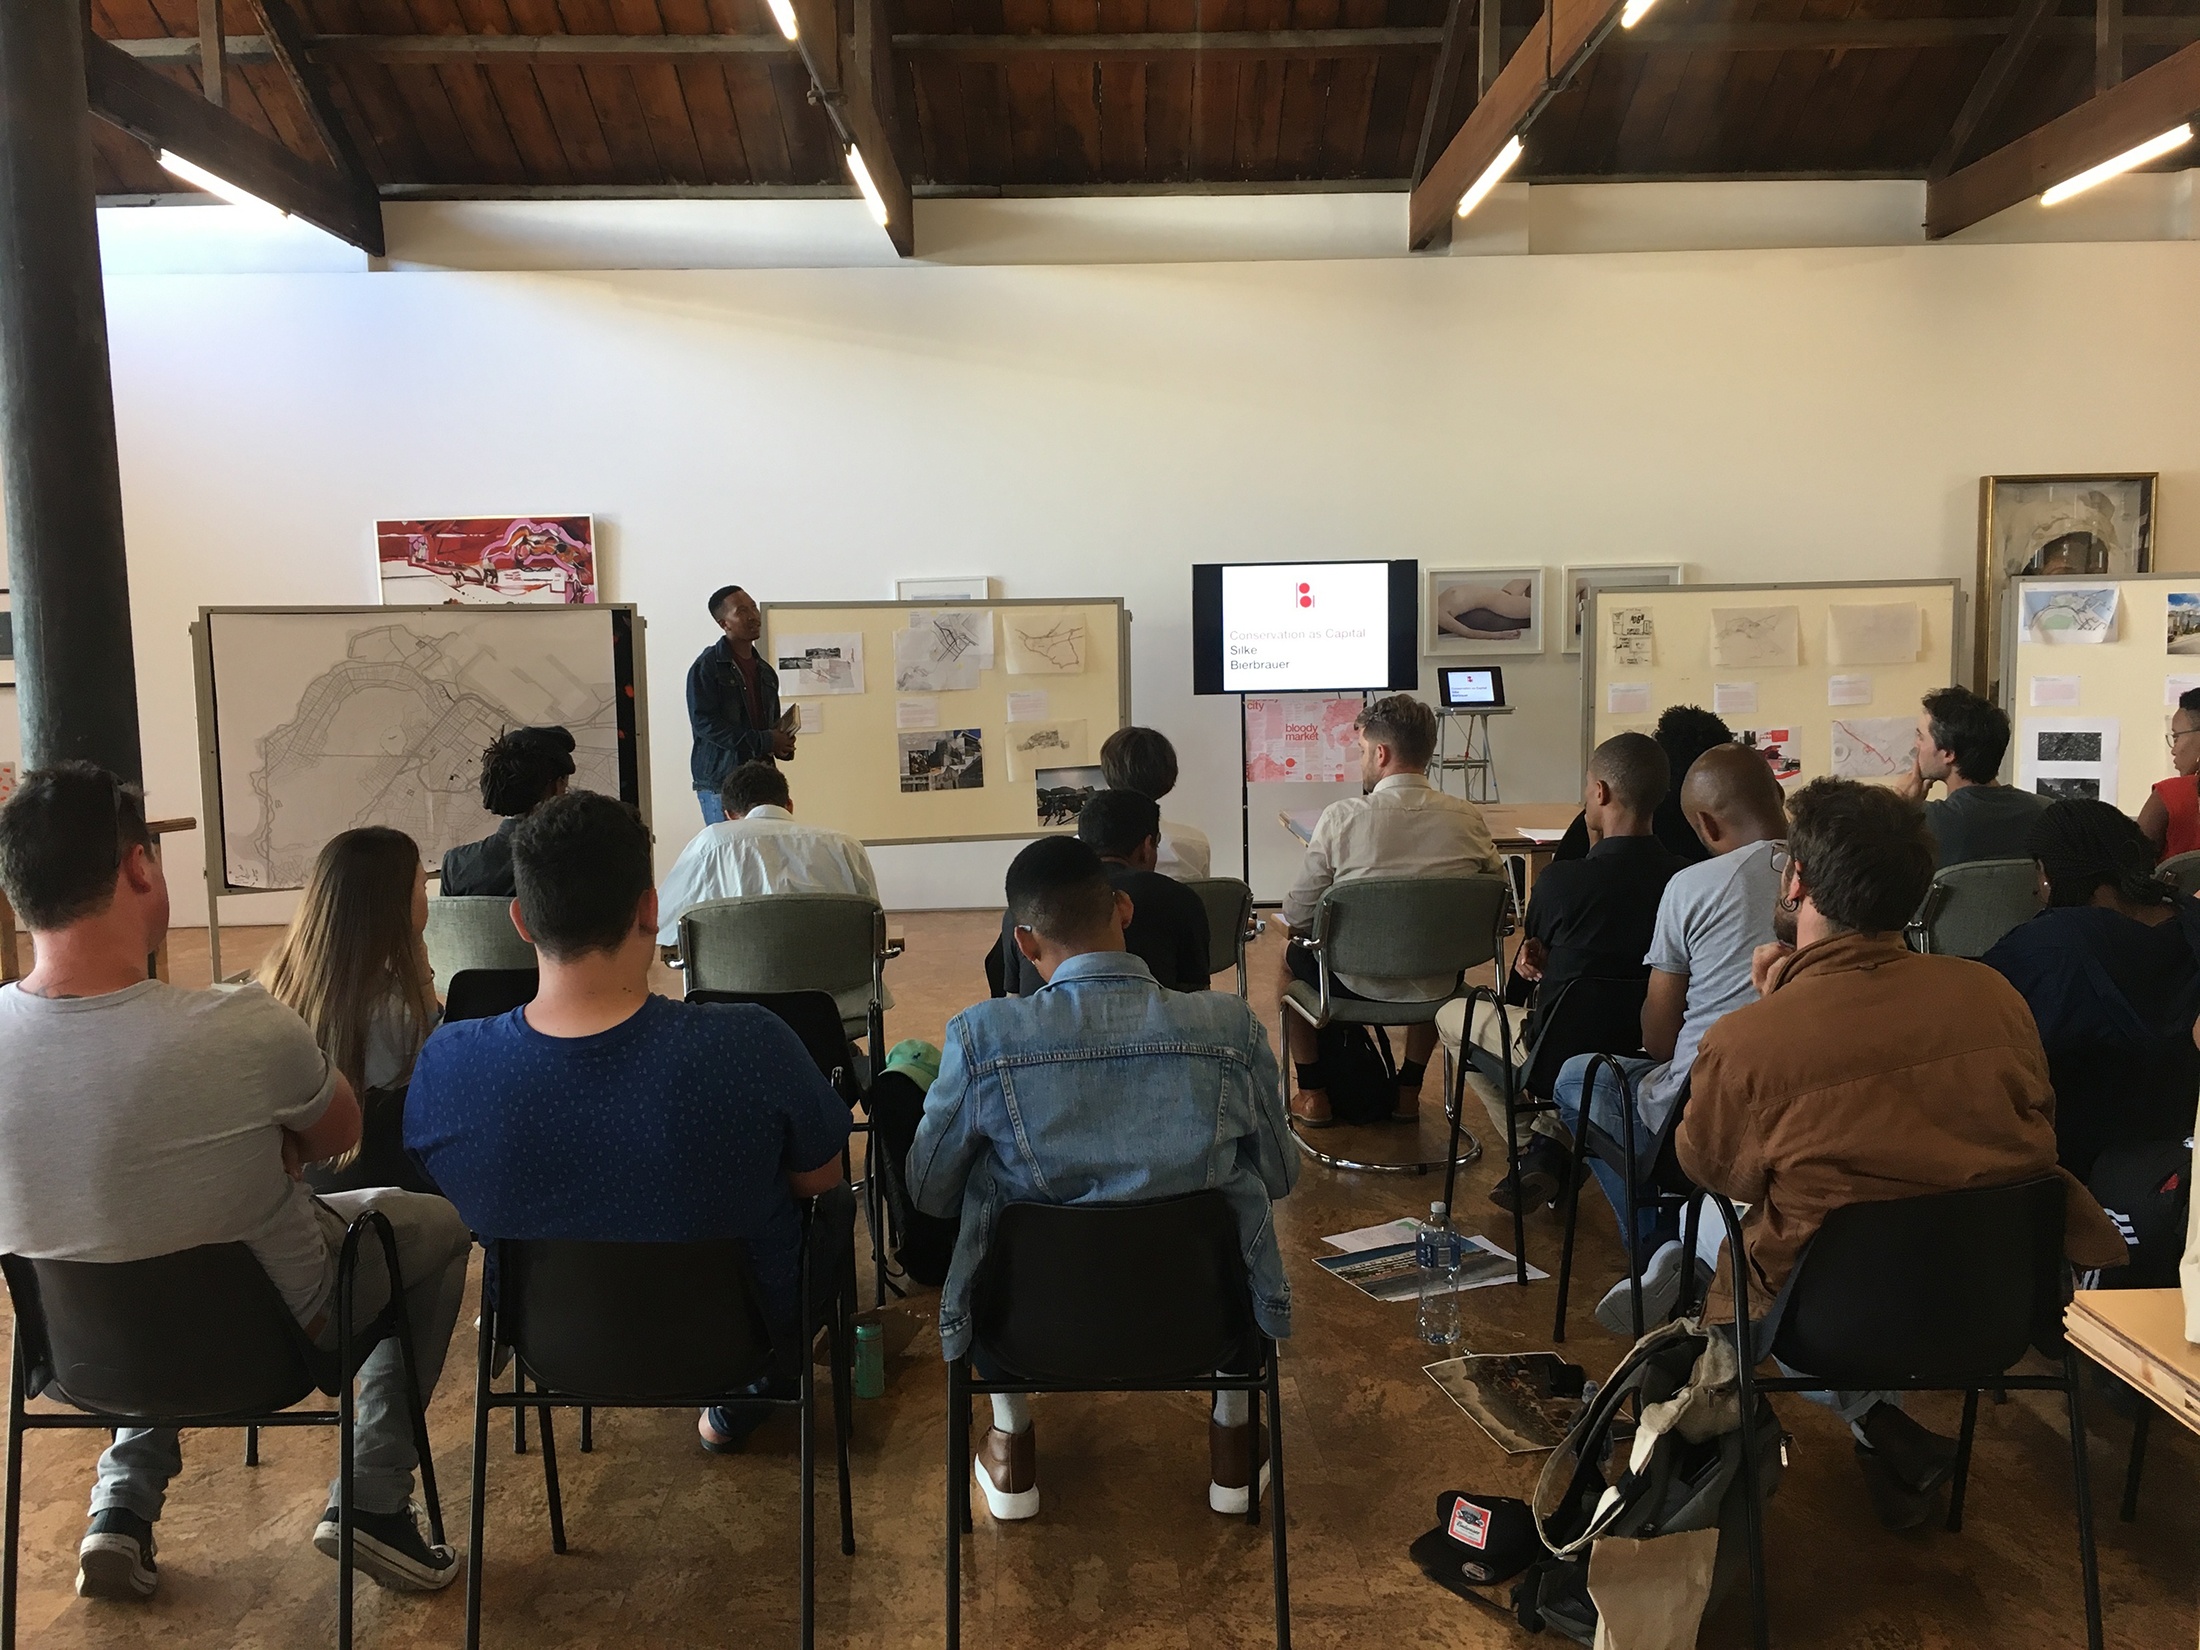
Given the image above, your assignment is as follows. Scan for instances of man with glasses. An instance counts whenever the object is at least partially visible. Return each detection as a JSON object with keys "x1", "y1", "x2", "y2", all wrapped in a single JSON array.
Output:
[
  {"x1": 1890, "y1": 685, "x2": 2047, "y2": 867},
  {"x1": 2138, "y1": 686, "x2": 2200, "y2": 860},
  {"x1": 1548, "y1": 743, "x2": 1790, "y2": 1333},
  {"x1": 0, "y1": 764, "x2": 471, "y2": 1601}
]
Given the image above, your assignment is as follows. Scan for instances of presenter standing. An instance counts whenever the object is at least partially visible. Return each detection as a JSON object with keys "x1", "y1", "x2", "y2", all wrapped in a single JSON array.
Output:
[{"x1": 688, "y1": 584, "x2": 793, "y2": 824}]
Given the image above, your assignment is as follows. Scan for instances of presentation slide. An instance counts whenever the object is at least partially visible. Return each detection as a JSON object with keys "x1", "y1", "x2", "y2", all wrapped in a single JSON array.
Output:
[{"x1": 1219, "y1": 562, "x2": 1393, "y2": 692}]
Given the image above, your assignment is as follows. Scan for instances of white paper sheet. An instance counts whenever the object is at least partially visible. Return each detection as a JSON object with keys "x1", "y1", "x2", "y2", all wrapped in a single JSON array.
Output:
[
  {"x1": 2168, "y1": 675, "x2": 2200, "y2": 706},
  {"x1": 1712, "y1": 682, "x2": 1759, "y2": 716},
  {"x1": 2029, "y1": 676, "x2": 2082, "y2": 709},
  {"x1": 2020, "y1": 717, "x2": 2121, "y2": 803},
  {"x1": 774, "y1": 633, "x2": 865, "y2": 696},
  {"x1": 2021, "y1": 585, "x2": 2119, "y2": 645},
  {"x1": 1607, "y1": 682, "x2": 1651, "y2": 715},
  {"x1": 1610, "y1": 607, "x2": 1654, "y2": 668},
  {"x1": 1827, "y1": 674, "x2": 1872, "y2": 707},
  {"x1": 1826, "y1": 603, "x2": 1921, "y2": 666},
  {"x1": 895, "y1": 696, "x2": 938, "y2": 730},
  {"x1": 1322, "y1": 1218, "x2": 1420, "y2": 1254},
  {"x1": 1005, "y1": 690, "x2": 1050, "y2": 723},
  {"x1": 1829, "y1": 717, "x2": 1914, "y2": 779},
  {"x1": 893, "y1": 624, "x2": 981, "y2": 694},
  {"x1": 907, "y1": 608, "x2": 995, "y2": 671},
  {"x1": 793, "y1": 701, "x2": 822, "y2": 733},
  {"x1": 1004, "y1": 608, "x2": 1088, "y2": 675},
  {"x1": 1709, "y1": 606, "x2": 1801, "y2": 670},
  {"x1": 1005, "y1": 719, "x2": 1089, "y2": 780}
]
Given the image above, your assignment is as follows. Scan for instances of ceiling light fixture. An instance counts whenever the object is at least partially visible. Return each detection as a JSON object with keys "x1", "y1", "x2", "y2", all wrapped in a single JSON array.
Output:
[
  {"x1": 1619, "y1": 0, "x2": 1660, "y2": 27},
  {"x1": 765, "y1": 0, "x2": 799, "y2": 41},
  {"x1": 845, "y1": 145, "x2": 889, "y2": 228},
  {"x1": 159, "y1": 150, "x2": 287, "y2": 218},
  {"x1": 1456, "y1": 136, "x2": 1524, "y2": 219},
  {"x1": 2040, "y1": 124, "x2": 2194, "y2": 206}
]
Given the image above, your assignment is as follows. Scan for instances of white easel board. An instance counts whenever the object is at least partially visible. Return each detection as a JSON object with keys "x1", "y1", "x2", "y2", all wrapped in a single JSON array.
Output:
[{"x1": 1584, "y1": 580, "x2": 1962, "y2": 786}]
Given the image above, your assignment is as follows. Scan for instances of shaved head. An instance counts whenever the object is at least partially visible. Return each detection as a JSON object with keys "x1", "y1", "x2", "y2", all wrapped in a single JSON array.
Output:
[{"x1": 1680, "y1": 743, "x2": 1789, "y2": 851}]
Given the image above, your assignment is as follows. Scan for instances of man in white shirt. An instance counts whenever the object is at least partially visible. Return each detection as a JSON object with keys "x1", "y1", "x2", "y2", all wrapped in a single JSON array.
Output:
[
  {"x1": 1100, "y1": 726, "x2": 1211, "y2": 879},
  {"x1": 1280, "y1": 696, "x2": 1503, "y2": 1126},
  {"x1": 658, "y1": 762, "x2": 885, "y2": 1020}
]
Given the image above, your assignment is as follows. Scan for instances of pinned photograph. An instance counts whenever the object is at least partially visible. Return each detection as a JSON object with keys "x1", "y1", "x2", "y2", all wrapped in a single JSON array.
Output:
[
  {"x1": 2168, "y1": 594, "x2": 2200, "y2": 656},
  {"x1": 1034, "y1": 765, "x2": 1104, "y2": 827},
  {"x1": 1424, "y1": 1353, "x2": 1589, "y2": 1455},
  {"x1": 1740, "y1": 728, "x2": 1802, "y2": 783},
  {"x1": 2020, "y1": 716, "x2": 2121, "y2": 805},
  {"x1": 898, "y1": 728, "x2": 985, "y2": 793}
]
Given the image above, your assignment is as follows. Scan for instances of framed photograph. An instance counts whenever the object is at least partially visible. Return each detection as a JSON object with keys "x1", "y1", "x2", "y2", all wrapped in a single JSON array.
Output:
[
  {"x1": 1562, "y1": 563, "x2": 1684, "y2": 655},
  {"x1": 1426, "y1": 567, "x2": 1543, "y2": 657},
  {"x1": 1976, "y1": 473, "x2": 2155, "y2": 696},
  {"x1": 376, "y1": 516, "x2": 597, "y2": 605}
]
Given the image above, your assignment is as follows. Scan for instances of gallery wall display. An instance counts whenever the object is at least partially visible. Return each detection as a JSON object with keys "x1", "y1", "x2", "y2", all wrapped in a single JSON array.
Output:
[
  {"x1": 377, "y1": 516, "x2": 598, "y2": 605},
  {"x1": 1561, "y1": 564, "x2": 1685, "y2": 655},
  {"x1": 1426, "y1": 567, "x2": 1543, "y2": 656},
  {"x1": 1975, "y1": 473, "x2": 2155, "y2": 698}
]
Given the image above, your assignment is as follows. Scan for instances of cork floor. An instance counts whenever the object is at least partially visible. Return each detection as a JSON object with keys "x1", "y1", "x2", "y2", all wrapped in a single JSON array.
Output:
[{"x1": 3, "y1": 914, "x2": 2193, "y2": 1649}]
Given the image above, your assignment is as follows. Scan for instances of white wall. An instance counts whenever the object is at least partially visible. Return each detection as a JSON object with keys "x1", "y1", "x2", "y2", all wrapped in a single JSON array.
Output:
[{"x1": 80, "y1": 197, "x2": 2200, "y2": 922}]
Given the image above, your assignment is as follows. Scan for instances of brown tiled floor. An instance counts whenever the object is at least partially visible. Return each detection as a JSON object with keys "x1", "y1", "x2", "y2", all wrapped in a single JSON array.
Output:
[{"x1": 4, "y1": 915, "x2": 2192, "y2": 1648}]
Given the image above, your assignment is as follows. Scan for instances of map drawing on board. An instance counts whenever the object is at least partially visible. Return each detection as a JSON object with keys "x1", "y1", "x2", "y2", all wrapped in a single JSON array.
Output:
[
  {"x1": 377, "y1": 517, "x2": 596, "y2": 605},
  {"x1": 1709, "y1": 606, "x2": 1801, "y2": 670},
  {"x1": 1005, "y1": 610, "x2": 1087, "y2": 676},
  {"x1": 1829, "y1": 717, "x2": 1914, "y2": 779},
  {"x1": 211, "y1": 609, "x2": 622, "y2": 890}
]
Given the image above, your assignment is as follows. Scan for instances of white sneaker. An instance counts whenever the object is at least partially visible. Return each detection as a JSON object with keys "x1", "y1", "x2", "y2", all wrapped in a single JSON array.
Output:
[
  {"x1": 1595, "y1": 1239, "x2": 1685, "y2": 1337},
  {"x1": 974, "y1": 1424, "x2": 1040, "y2": 1521}
]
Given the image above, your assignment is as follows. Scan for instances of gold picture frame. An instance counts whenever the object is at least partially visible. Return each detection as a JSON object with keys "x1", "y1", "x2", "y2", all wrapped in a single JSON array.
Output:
[{"x1": 1975, "y1": 472, "x2": 2156, "y2": 698}]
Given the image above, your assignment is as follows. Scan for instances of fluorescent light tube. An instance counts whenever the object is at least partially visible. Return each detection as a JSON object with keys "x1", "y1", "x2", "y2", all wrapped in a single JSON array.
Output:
[
  {"x1": 1619, "y1": 0, "x2": 1660, "y2": 26},
  {"x1": 158, "y1": 150, "x2": 286, "y2": 218},
  {"x1": 2040, "y1": 124, "x2": 2194, "y2": 206},
  {"x1": 765, "y1": 0, "x2": 799, "y2": 40},
  {"x1": 1456, "y1": 135, "x2": 1524, "y2": 219},
  {"x1": 845, "y1": 145, "x2": 889, "y2": 228}
]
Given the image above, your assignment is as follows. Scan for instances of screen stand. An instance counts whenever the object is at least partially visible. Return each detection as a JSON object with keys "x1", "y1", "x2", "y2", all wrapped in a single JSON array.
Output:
[{"x1": 1432, "y1": 708, "x2": 1510, "y2": 804}]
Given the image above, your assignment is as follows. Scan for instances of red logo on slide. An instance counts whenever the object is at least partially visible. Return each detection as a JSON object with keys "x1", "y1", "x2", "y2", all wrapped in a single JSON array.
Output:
[{"x1": 1297, "y1": 582, "x2": 1314, "y2": 609}]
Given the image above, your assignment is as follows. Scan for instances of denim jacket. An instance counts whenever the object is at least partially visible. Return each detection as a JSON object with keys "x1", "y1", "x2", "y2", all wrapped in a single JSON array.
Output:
[{"x1": 908, "y1": 951, "x2": 1297, "y2": 1361}]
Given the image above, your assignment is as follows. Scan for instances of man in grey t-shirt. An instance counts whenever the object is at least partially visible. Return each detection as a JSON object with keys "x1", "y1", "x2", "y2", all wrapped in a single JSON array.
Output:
[
  {"x1": 1549, "y1": 745, "x2": 1789, "y2": 1330},
  {"x1": 1891, "y1": 685, "x2": 2049, "y2": 867},
  {"x1": 0, "y1": 765, "x2": 470, "y2": 1603}
]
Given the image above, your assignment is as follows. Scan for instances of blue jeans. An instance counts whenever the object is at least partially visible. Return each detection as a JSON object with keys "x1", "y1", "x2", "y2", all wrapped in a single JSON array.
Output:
[
  {"x1": 697, "y1": 788, "x2": 727, "y2": 825},
  {"x1": 1552, "y1": 1053, "x2": 1674, "y2": 1262}
]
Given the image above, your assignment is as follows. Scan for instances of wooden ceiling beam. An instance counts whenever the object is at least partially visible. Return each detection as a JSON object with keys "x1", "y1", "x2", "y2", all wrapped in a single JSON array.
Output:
[
  {"x1": 1413, "y1": 0, "x2": 1476, "y2": 185},
  {"x1": 1927, "y1": 37, "x2": 2200, "y2": 236},
  {"x1": 1931, "y1": 0, "x2": 2060, "y2": 177},
  {"x1": 1410, "y1": 0, "x2": 1627, "y2": 249},
  {"x1": 250, "y1": 0, "x2": 382, "y2": 199},
  {"x1": 787, "y1": 0, "x2": 915, "y2": 256},
  {"x1": 81, "y1": 31, "x2": 383, "y2": 252},
  {"x1": 891, "y1": 28, "x2": 1443, "y2": 57}
]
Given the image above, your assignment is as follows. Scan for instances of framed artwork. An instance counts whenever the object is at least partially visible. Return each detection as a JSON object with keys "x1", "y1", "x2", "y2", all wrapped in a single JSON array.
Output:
[
  {"x1": 1562, "y1": 563, "x2": 1685, "y2": 655},
  {"x1": 1976, "y1": 473, "x2": 2154, "y2": 696},
  {"x1": 377, "y1": 516, "x2": 597, "y2": 605},
  {"x1": 1426, "y1": 567, "x2": 1543, "y2": 656}
]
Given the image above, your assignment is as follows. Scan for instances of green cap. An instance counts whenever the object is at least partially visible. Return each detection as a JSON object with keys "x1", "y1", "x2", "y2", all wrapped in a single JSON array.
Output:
[{"x1": 882, "y1": 1038, "x2": 941, "y2": 1091}]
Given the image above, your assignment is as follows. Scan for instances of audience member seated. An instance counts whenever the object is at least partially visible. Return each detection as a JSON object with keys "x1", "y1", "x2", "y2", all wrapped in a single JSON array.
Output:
[
  {"x1": 1280, "y1": 695, "x2": 1502, "y2": 1127},
  {"x1": 1679, "y1": 777, "x2": 2127, "y2": 1530},
  {"x1": 0, "y1": 764, "x2": 469, "y2": 1598},
  {"x1": 260, "y1": 827, "x2": 444, "y2": 1196},
  {"x1": 1890, "y1": 685, "x2": 2046, "y2": 866},
  {"x1": 1100, "y1": 726, "x2": 1210, "y2": 879},
  {"x1": 998, "y1": 790, "x2": 1211, "y2": 995},
  {"x1": 2138, "y1": 686, "x2": 2200, "y2": 861},
  {"x1": 1983, "y1": 799, "x2": 2200, "y2": 1180},
  {"x1": 1552, "y1": 704, "x2": 1732, "y2": 867},
  {"x1": 405, "y1": 791, "x2": 852, "y2": 1454},
  {"x1": 439, "y1": 726, "x2": 575, "y2": 897},
  {"x1": 1550, "y1": 743, "x2": 1787, "y2": 1331},
  {"x1": 910, "y1": 837, "x2": 1295, "y2": 1521},
  {"x1": 1448, "y1": 732, "x2": 1684, "y2": 1213}
]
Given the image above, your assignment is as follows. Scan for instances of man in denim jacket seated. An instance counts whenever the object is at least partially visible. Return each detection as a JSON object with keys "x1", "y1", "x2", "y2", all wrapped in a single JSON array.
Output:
[{"x1": 910, "y1": 836, "x2": 1297, "y2": 1522}]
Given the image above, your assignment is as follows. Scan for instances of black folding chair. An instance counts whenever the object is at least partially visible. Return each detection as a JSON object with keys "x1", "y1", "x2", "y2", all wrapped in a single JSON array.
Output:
[
  {"x1": 465, "y1": 1204, "x2": 856, "y2": 1650},
  {"x1": 1550, "y1": 1063, "x2": 1700, "y2": 1343},
  {"x1": 945, "y1": 1192, "x2": 1289, "y2": 1650},
  {"x1": 686, "y1": 988, "x2": 892, "y2": 1307},
  {"x1": 1, "y1": 1214, "x2": 444, "y2": 1650},
  {"x1": 1711, "y1": 1177, "x2": 2103, "y2": 1650},
  {"x1": 442, "y1": 967, "x2": 539, "y2": 1023},
  {"x1": 1468, "y1": 974, "x2": 1650, "y2": 1280}
]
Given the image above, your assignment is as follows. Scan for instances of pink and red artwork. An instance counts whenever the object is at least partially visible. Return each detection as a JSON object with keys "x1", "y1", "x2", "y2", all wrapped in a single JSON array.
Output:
[{"x1": 377, "y1": 517, "x2": 596, "y2": 605}]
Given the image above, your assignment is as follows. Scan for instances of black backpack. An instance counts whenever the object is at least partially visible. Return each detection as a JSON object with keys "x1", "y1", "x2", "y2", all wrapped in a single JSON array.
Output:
[
  {"x1": 864, "y1": 1069, "x2": 960, "y2": 1288},
  {"x1": 1317, "y1": 1021, "x2": 1399, "y2": 1124}
]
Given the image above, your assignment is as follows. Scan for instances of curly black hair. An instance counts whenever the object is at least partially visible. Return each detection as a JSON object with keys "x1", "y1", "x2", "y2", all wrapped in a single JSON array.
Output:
[
  {"x1": 2028, "y1": 798, "x2": 2173, "y2": 910},
  {"x1": 1653, "y1": 705, "x2": 1734, "y2": 780},
  {"x1": 479, "y1": 726, "x2": 576, "y2": 817}
]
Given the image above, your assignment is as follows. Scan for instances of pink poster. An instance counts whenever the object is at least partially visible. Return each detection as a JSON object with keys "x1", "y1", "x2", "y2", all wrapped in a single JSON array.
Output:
[{"x1": 1245, "y1": 694, "x2": 1364, "y2": 783}]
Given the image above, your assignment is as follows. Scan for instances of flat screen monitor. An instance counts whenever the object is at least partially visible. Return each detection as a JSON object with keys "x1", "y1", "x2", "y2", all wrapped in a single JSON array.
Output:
[
  {"x1": 1438, "y1": 666, "x2": 1504, "y2": 709},
  {"x1": 1191, "y1": 560, "x2": 1419, "y2": 695}
]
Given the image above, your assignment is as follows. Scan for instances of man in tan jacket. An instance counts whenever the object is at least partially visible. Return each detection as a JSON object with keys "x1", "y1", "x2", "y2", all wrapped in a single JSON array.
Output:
[{"x1": 1679, "y1": 778, "x2": 2127, "y2": 1528}]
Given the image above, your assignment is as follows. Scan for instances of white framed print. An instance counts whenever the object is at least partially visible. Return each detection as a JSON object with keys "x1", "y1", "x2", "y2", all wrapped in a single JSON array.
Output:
[
  {"x1": 1562, "y1": 563, "x2": 1685, "y2": 655},
  {"x1": 1427, "y1": 567, "x2": 1544, "y2": 657}
]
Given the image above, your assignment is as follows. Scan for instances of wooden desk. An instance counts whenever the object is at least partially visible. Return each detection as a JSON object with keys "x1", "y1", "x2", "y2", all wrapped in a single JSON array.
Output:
[
  {"x1": 2066, "y1": 1289, "x2": 2200, "y2": 1438},
  {"x1": 1481, "y1": 802, "x2": 1579, "y2": 896},
  {"x1": 0, "y1": 815, "x2": 196, "y2": 985}
]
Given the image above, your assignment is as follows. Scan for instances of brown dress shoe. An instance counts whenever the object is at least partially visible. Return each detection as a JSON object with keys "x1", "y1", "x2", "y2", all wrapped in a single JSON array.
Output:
[
  {"x1": 975, "y1": 1424, "x2": 1040, "y2": 1521},
  {"x1": 1208, "y1": 1418, "x2": 1270, "y2": 1514}
]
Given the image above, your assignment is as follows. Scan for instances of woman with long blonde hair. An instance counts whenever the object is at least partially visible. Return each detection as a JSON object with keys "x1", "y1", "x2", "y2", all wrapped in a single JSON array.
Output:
[{"x1": 260, "y1": 826, "x2": 439, "y2": 1098}]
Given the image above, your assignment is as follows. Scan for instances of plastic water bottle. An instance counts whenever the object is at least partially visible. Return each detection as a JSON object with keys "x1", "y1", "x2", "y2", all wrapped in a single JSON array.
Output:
[
  {"x1": 1417, "y1": 1202, "x2": 1463, "y2": 1348},
  {"x1": 853, "y1": 1322, "x2": 886, "y2": 1399}
]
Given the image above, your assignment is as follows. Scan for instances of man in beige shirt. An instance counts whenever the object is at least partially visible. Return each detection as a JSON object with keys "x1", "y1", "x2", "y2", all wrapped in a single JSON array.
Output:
[{"x1": 1280, "y1": 695, "x2": 1502, "y2": 1125}]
